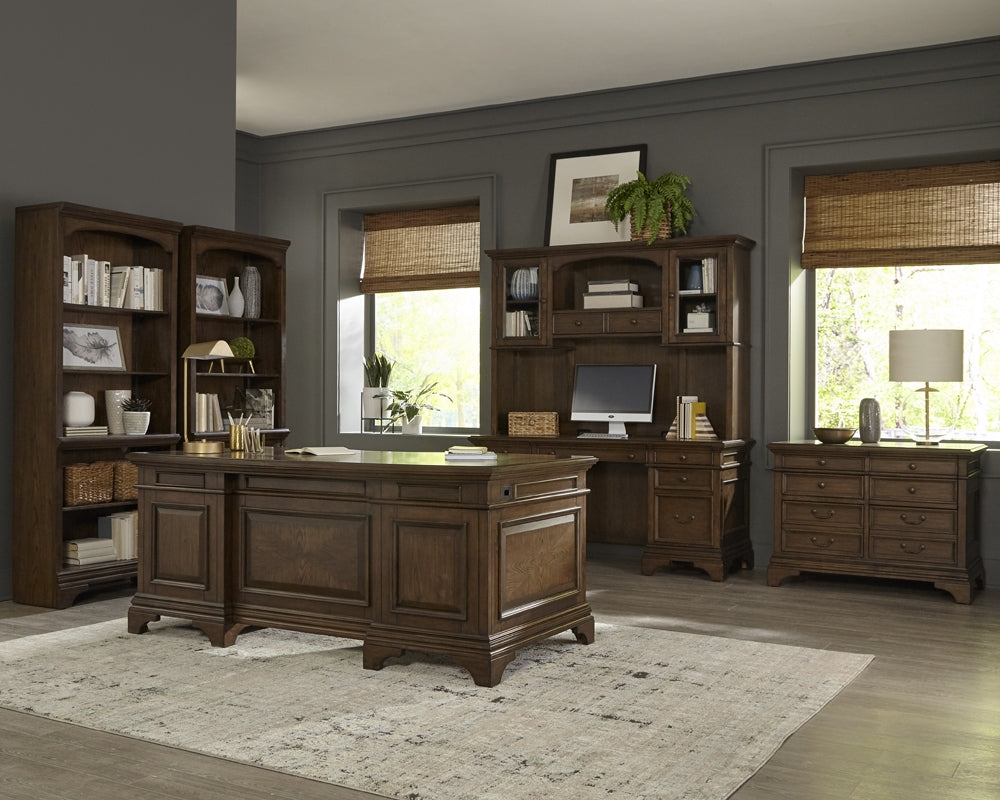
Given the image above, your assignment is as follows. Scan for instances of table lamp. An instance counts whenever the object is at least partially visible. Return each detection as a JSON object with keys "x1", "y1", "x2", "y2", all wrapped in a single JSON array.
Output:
[
  {"x1": 182, "y1": 340, "x2": 234, "y2": 454},
  {"x1": 888, "y1": 329, "x2": 963, "y2": 445}
]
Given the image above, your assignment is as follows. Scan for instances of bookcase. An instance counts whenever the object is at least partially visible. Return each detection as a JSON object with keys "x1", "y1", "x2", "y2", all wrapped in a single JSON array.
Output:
[
  {"x1": 474, "y1": 235, "x2": 755, "y2": 580},
  {"x1": 177, "y1": 226, "x2": 290, "y2": 447},
  {"x1": 13, "y1": 202, "x2": 183, "y2": 607}
]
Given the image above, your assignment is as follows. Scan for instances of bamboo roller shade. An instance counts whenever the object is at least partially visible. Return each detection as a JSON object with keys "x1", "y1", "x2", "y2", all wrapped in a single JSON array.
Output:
[
  {"x1": 361, "y1": 204, "x2": 480, "y2": 293},
  {"x1": 802, "y1": 161, "x2": 1000, "y2": 269}
]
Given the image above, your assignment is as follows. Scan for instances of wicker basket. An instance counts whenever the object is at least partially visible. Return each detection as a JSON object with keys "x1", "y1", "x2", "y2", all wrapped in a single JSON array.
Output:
[
  {"x1": 508, "y1": 411, "x2": 559, "y2": 437},
  {"x1": 630, "y1": 206, "x2": 672, "y2": 242},
  {"x1": 113, "y1": 459, "x2": 138, "y2": 501},
  {"x1": 64, "y1": 461, "x2": 115, "y2": 506}
]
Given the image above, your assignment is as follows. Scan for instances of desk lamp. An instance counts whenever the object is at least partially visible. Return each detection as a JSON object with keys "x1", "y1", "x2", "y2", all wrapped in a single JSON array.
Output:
[
  {"x1": 182, "y1": 340, "x2": 234, "y2": 454},
  {"x1": 889, "y1": 329, "x2": 963, "y2": 445}
]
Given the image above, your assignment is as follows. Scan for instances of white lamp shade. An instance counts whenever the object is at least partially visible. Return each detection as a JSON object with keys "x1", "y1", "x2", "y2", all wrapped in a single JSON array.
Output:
[{"x1": 889, "y1": 329, "x2": 963, "y2": 383}]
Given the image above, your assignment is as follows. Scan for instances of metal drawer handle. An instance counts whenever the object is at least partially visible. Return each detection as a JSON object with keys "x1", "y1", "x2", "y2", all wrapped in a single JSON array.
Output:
[
  {"x1": 899, "y1": 542, "x2": 926, "y2": 554},
  {"x1": 574, "y1": 320, "x2": 582, "y2": 326},
  {"x1": 672, "y1": 514, "x2": 696, "y2": 524},
  {"x1": 629, "y1": 318, "x2": 639, "y2": 325},
  {"x1": 679, "y1": 454, "x2": 688, "y2": 462},
  {"x1": 899, "y1": 513, "x2": 927, "y2": 526},
  {"x1": 817, "y1": 481, "x2": 826, "y2": 489},
  {"x1": 627, "y1": 453, "x2": 636, "y2": 460},
  {"x1": 908, "y1": 462, "x2": 918, "y2": 471},
  {"x1": 908, "y1": 486, "x2": 917, "y2": 494},
  {"x1": 809, "y1": 536, "x2": 835, "y2": 548},
  {"x1": 679, "y1": 475, "x2": 688, "y2": 482},
  {"x1": 810, "y1": 508, "x2": 834, "y2": 520},
  {"x1": 817, "y1": 458, "x2": 827, "y2": 466}
]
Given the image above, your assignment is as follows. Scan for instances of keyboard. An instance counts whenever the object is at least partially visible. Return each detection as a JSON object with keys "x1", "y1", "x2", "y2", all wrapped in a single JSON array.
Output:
[{"x1": 577, "y1": 432, "x2": 628, "y2": 439}]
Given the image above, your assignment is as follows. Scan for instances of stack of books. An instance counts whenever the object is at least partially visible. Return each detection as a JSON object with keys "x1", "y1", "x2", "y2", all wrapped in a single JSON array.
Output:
[
  {"x1": 666, "y1": 395, "x2": 719, "y2": 441},
  {"x1": 97, "y1": 510, "x2": 139, "y2": 559},
  {"x1": 445, "y1": 445, "x2": 497, "y2": 461},
  {"x1": 64, "y1": 424, "x2": 109, "y2": 436},
  {"x1": 63, "y1": 255, "x2": 164, "y2": 310},
  {"x1": 582, "y1": 278, "x2": 643, "y2": 309},
  {"x1": 64, "y1": 537, "x2": 117, "y2": 566}
]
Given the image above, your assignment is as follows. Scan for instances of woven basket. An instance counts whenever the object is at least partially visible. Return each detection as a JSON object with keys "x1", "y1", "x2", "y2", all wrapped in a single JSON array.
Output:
[
  {"x1": 64, "y1": 461, "x2": 115, "y2": 506},
  {"x1": 113, "y1": 459, "x2": 138, "y2": 501},
  {"x1": 630, "y1": 206, "x2": 672, "y2": 242},
  {"x1": 508, "y1": 411, "x2": 559, "y2": 437}
]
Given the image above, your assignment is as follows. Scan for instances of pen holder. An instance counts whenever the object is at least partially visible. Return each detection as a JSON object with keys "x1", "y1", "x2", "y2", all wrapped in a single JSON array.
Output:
[
  {"x1": 229, "y1": 424, "x2": 246, "y2": 452},
  {"x1": 230, "y1": 424, "x2": 264, "y2": 454}
]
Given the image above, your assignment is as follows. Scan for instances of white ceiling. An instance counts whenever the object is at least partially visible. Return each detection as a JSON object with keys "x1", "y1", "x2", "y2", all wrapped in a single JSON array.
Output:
[{"x1": 236, "y1": 0, "x2": 1000, "y2": 137}]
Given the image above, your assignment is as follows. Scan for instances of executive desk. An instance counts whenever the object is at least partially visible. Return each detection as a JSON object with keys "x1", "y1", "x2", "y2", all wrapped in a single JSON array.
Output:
[{"x1": 127, "y1": 449, "x2": 596, "y2": 686}]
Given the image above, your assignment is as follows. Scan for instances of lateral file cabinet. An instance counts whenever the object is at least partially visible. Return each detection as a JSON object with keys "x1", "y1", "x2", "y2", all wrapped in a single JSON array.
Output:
[{"x1": 766, "y1": 441, "x2": 986, "y2": 603}]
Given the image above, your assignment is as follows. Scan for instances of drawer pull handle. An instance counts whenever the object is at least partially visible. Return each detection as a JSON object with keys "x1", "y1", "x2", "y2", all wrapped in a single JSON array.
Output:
[
  {"x1": 629, "y1": 318, "x2": 639, "y2": 325},
  {"x1": 810, "y1": 508, "x2": 834, "y2": 520},
  {"x1": 908, "y1": 463, "x2": 918, "y2": 471},
  {"x1": 679, "y1": 475, "x2": 688, "y2": 482},
  {"x1": 627, "y1": 453, "x2": 636, "y2": 461},
  {"x1": 679, "y1": 454, "x2": 688, "y2": 462},
  {"x1": 908, "y1": 486, "x2": 917, "y2": 495},
  {"x1": 574, "y1": 320, "x2": 582, "y2": 327},
  {"x1": 899, "y1": 513, "x2": 927, "y2": 526},
  {"x1": 817, "y1": 481, "x2": 826, "y2": 489},
  {"x1": 672, "y1": 513, "x2": 696, "y2": 524},
  {"x1": 899, "y1": 542, "x2": 926, "y2": 554},
  {"x1": 809, "y1": 536, "x2": 835, "y2": 548},
  {"x1": 817, "y1": 458, "x2": 827, "y2": 466}
]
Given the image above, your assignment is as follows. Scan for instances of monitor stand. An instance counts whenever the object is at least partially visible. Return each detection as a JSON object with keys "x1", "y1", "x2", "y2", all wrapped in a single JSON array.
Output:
[{"x1": 577, "y1": 421, "x2": 628, "y2": 439}]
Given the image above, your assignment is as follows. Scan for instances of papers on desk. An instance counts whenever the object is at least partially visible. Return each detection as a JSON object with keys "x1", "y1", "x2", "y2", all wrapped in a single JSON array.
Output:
[
  {"x1": 445, "y1": 445, "x2": 497, "y2": 461},
  {"x1": 284, "y1": 446, "x2": 357, "y2": 456}
]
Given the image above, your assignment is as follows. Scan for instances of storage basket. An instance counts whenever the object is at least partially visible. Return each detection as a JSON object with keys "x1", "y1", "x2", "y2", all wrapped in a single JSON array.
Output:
[
  {"x1": 508, "y1": 411, "x2": 559, "y2": 437},
  {"x1": 64, "y1": 461, "x2": 115, "y2": 506},
  {"x1": 113, "y1": 459, "x2": 138, "y2": 501}
]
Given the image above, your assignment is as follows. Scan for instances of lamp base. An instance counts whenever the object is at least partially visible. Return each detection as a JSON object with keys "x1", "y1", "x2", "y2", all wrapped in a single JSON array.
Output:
[{"x1": 183, "y1": 439, "x2": 225, "y2": 455}]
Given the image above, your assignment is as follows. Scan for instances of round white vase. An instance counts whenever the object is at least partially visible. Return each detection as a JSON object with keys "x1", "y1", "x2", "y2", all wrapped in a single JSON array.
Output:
[{"x1": 63, "y1": 391, "x2": 95, "y2": 427}]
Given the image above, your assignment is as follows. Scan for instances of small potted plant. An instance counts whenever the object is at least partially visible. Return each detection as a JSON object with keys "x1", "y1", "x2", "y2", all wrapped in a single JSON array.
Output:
[
  {"x1": 228, "y1": 336, "x2": 256, "y2": 373},
  {"x1": 362, "y1": 352, "x2": 394, "y2": 419},
  {"x1": 121, "y1": 396, "x2": 151, "y2": 435},
  {"x1": 381, "y1": 381, "x2": 450, "y2": 434},
  {"x1": 604, "y1": 170, "x2": 696, "y2": 244}
]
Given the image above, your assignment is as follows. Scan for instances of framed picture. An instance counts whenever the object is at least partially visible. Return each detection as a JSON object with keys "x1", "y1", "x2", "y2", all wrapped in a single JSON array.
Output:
[
  {"x1": 544, "y1": 144, "x2": 647, "y2": 246},
  {"x1": 62, "y1": 323, "x2": 126, "y2": 371},
  {"x1": 195, "y1": 275, "x2": 230, "y2": 315}
]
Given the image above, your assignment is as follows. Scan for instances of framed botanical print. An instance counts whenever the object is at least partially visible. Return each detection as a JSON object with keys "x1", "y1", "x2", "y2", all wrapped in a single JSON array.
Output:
[
  {"x1": 62, "y1": 323, "x2": 126, "y2": 370},
  {"x1": 544, "y1": 144, "x2": 647, "y2": 245}
]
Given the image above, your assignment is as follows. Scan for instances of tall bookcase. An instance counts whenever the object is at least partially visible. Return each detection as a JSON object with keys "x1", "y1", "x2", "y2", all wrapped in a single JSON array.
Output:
[
  {"x1": 177, "y1": 226, "x2": 290, "y2": 447},
  {"x1": 13, "y1": 203, "x2": 183, "y2": 607}
]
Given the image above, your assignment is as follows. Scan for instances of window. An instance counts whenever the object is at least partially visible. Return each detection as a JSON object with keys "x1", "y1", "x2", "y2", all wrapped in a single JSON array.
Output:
[
  {"x1": 804, "y1": 161, "x2": 1000, "y2": 440},
  {"x1": 362, "y1": 204, "x2": 481, "y2": 432}
]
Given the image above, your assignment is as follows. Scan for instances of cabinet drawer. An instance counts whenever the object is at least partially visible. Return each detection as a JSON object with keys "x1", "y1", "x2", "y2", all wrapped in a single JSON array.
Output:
[
  {"x1": 870, "y1": 535, "x2": 956, "y2": 566},
  {"x1": 781, "y1": 473, "x2": 864, "y2": 499},
  {"x1": 552, "y1": 311, "x2": 605, "y2": 336},
  {"x1": 780, "y1": 529, "x2": 863, "y2": 557},
  {"x1": 870, "y1": 455, "x2": 958, "y2": 477},
  {"x1": 774, "y1": 452, "x2": 866, "y2": 473},
  {"x1": 652, "y1": 468, "x2": 714, "y2": 491},
  {"x1": 781, "y1": 501, "x2": 863, "y2": 531},
  {"x1": 648, "y1": 448, "x2": 718, "y2": 467},
  {"x1": 869, "y1": 506, "x2": 956, "y2": 535},
  {"x1": 870, "y1": 477, "x2": 957, "y2": 505},
  {"x1": 651, "y1": 495, "x2": 713, "y2": 544},
  {"x1": 606, "y1": 309, "x2": 661, "y2": 334}
]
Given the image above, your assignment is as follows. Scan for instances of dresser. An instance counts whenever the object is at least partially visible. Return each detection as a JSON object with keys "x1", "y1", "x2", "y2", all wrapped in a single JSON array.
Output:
[{"x1": 767, "y1": 441, "x2": 986, "y2": 603}]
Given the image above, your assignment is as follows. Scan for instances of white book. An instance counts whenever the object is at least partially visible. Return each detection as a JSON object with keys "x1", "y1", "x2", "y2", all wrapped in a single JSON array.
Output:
[
  {"x1": 62, "y1": 255, "x2": 73, "y2": 302},
  {"x1": 129, "y1": 265, "x2": 145, "y2": 309},
  {"x1": 69, "y1": 254, "x2": 88, "y2": 304},
  {"x1": 582, "y1": 291, "x2": 644, "y2": 309},
  {"x1": 586, "y1": 279, "x2": 639, "y2": 293},
  {"x1": 98, "y1": 261, "x2": 112, "y2": 306},
  {"x1": 110, "y1": 266, "x2": 130, "y2": 308}
]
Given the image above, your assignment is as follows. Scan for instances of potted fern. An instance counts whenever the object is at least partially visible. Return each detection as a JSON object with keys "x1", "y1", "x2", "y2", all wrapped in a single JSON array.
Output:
[
  {"x1": 362, "y1": 353, "x2": 394, "y2": 419},
  {"x1": 604, "y1": 170, "x2": 696, "y2": 244}
]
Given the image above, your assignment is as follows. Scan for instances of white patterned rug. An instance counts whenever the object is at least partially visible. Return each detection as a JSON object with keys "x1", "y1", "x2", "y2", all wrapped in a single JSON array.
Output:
[{"x1": 0, "y1": 618, "x2": 872, "y2": 800}]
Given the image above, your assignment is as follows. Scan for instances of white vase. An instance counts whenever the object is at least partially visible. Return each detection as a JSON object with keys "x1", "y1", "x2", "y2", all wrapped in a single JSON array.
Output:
[
  {"x1": 402, "y1": 414, "x2": 423, "y2": 435},
  {"x1": 362, "y1": 387, "x2": 386, "y2": 419},
  {"x1": 228, "y1": 276, "x2": 245, "y2": 317},
  {"x1": 122, "y1": 410, "x2": 150, "y2": 435},
  {"x1": 104, "y1": 389, "x2": 132, "y2": 435},
  {"x1": 63, "y1": 391, "x2": 95, "y2": 427}
]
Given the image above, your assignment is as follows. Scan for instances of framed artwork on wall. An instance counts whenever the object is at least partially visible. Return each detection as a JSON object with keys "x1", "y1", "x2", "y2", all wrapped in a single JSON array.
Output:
[
  {"x1": 195, "y1": 275, "x2": 230, "y2": 315},
  {"x1": 62, "y1": 323, "x2": 126, "y2": 371},
  {"x1": 544, "y1": 144, "x2": 647, "y2": 246}
]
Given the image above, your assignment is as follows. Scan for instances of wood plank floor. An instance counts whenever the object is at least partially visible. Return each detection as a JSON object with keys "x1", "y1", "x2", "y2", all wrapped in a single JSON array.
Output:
[{"x1": 2, "y1": 545, "x2": 998, "y2": 800}]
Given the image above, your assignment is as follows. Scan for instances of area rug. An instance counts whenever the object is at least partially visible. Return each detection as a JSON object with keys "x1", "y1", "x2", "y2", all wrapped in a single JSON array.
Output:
[{"x1": 0, "y1": 618, "x2": 872, "y2": 800}]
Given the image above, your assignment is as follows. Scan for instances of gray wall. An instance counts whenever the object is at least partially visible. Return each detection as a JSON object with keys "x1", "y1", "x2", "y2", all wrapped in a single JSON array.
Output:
[
  {"x1": 0, "y1": 1, "x2": 238, "y2": 600},
  {"x1": 238, "y1": 38, "x2": 1000, "y2": 587}
]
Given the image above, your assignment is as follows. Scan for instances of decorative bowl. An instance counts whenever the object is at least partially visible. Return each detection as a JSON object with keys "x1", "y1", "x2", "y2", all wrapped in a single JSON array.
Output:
[{"x1": 813, "y1": 427, "x2": 857, "y2": 444}]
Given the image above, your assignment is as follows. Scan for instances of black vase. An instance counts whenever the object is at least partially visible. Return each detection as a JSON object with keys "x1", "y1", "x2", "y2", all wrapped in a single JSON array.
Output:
[{"x1": 859, "y1": 397, "x2": 881, "y2": 443}]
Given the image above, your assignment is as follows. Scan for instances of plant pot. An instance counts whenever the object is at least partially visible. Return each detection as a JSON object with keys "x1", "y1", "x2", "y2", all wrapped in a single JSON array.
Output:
[
  {"x1": 122, "y1": 410, "x2": 150, "y2": 435},
  {"x1": 401, "y1": 414, "x2": 423, "y2": 435},
  {"x1": 630, "y1": 206, "x2": 672, "y2": 243},
  {"x1": 362, "y1": 386, "x2": 387, "y2": 419}
]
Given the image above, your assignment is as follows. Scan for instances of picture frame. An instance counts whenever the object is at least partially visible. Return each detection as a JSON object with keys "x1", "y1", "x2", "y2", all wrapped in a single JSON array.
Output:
[
  {"x1": 544, "y1": 144, "x2": 647, "y2": 246},
  {"x1": 195, "y1": 275, "x2": 230, "y2": 316},
  {"x1": 62, "y1": 323, "x2": 126, "y2": 371}
]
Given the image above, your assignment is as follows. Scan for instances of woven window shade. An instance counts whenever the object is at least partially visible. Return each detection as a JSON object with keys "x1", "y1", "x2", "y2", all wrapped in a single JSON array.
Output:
[
  {"x1": 802, "y1": 161, "x2": 1000, "y2": 269},
  {"x1": 361, "y1": 204, "x2": 480, "y2": 293}
]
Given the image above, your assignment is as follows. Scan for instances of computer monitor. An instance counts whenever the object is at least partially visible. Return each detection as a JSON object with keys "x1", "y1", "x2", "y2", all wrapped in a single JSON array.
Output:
[{"x1": 570, "y1": 363, "x2": 657, "y2": 438}]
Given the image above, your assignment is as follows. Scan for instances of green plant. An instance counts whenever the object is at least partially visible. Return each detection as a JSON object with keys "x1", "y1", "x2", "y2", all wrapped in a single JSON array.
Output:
[
  {"x1": 228, "y1": 336, "x2": 255, "y2": 359},
  {"x1": 380, "y1": 381, "x2": 451, "y2": 430},
  {"x1": 363, "y1": 352, "x2": 394, "y2": 387},
  {"x1": 604, "y1": 170, "x2": 696, "y2": 244},
  {"x1": 121, "y1": 396, "x2": 151, "y2": 412}
]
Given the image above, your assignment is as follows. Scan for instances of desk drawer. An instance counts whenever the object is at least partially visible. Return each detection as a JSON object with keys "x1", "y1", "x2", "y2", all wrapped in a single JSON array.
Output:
[
  {"x1": 773, "y1": 452, "x2": 866, "y2": 473},
  {"x1": 552, "y1": 311, "x2": 605, "y2": 336},
  {"x1": 652, "y1": 468, "x2": 714, "y2": 491},
  {"x1": 871, "y1": 535, "x2": 956, "y2": 566},
  {"x1": 870, "y1": 455, "x2": 958, "y2": 477},
  {"x1": 870, "y1": 477, "x2": 957, "y2": 505},
  {"x1": 651, "y1": 495, "x2": 714, "y2": 544},
  {"x1": 781, "y1": 473, "x2": 864, "y2": 499},
  {"x1": 781, "y1": 500, "x2": 863, "y2": 531},
  {"x1": 870, "y1": 506, "x2": 956, "y2": 535},
  {"x1": 780, "y1": 529, "x2": 863, "y2": 557},
  {"x1": 606, "y1": 309, "x2": 661, "y2": 334}
]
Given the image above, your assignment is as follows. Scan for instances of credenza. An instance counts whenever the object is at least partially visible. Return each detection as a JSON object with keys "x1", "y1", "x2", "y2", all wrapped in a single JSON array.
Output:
[
  {"x1": 127, "y1": 449, "x2": 596, "y2": 686},
  {"x1": 767, "y1": 440, "x2": 986, "y2": 603}
]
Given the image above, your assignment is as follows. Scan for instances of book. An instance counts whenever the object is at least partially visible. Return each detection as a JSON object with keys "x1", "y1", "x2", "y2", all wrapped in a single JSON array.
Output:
[
  {"x1": 447, "y1": 445, "x2": 489, "y2": 454},
  {"x1": 284, "y1": 446, "x2": 357, "y2": 456},
  {"x1": 445, "y1": 450, "x2": 497, "y2": 460},
  {"x1": 64, "y1": 554, "x2": 118, "y2": 566},
  {"x1": 582, "y1": 291, "x2": 644, "y2": 309},
  {"x1": 64, "y1": 425, "x2": 109, "y2": 436},
  {"x1": 62, "y1": 255, "x2": 73, "y2": 302},
  {"x1": 587, "y1": 279, "x2": 639, "y2": 293},
  {"x1": 65, "y1": 537, "x2": 116, "y2": 554}
]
